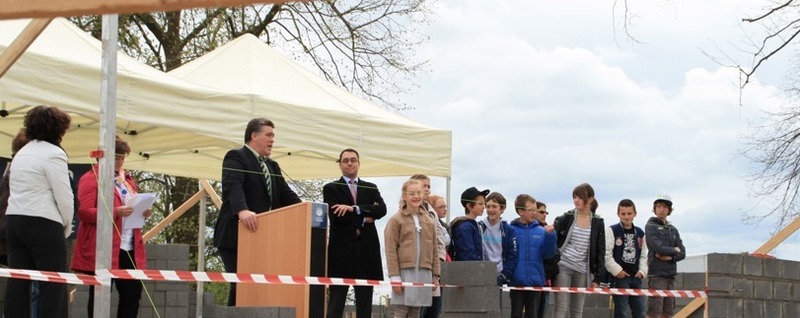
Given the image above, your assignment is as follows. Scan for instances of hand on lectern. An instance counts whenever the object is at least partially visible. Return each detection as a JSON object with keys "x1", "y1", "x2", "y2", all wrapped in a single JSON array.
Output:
[{"x1": 238, "y1": 210, "x2": 259, "y2": 232}]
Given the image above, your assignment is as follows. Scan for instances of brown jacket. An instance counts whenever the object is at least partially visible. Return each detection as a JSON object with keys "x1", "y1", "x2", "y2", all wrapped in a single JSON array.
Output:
[{"x1": 384, "y1": 205, "x2": 441, "y2": 277}]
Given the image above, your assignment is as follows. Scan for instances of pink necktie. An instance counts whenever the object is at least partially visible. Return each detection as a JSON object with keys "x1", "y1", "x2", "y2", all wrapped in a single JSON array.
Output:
[{"x1": 349, "y1": 179, "x2": 357, "y2": 203}]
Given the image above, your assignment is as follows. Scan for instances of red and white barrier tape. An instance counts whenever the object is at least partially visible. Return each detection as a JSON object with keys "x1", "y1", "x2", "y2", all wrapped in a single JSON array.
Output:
[
  {"x1": 0, "y1": 267, "x2": 102, "y2": 286},
  {"x1": 502, "y1": 286, "x2": 707, "y2": 298},
  {"x1": 102, "y1": 269, "x2": 451, "y2": 289},
  {"x1": 0, "y1": 267, "x2": 707, "y2": 298}
]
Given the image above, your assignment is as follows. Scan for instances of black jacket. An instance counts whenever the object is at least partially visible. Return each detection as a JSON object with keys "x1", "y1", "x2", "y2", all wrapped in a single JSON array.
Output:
[
  {"x1": 645, "y1": 216, "x2": 685, "y2": 278},
  {"x1": 324, "y1": 177, "x2": 386, "y2": 280},
  {"x1": 553, "y1": 209, "x2": 605, "y2": 284},
  {"x1": 213, "y1": 147, "x2": 301, "y2": 250}
]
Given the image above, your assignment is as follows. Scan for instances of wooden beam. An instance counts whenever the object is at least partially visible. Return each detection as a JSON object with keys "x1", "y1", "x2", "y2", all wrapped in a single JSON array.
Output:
[
  {"x1": 0, "y1": 0, "x2": 295, "y2": 20},
  {"x1": 754, "y1": 215, "x2": 800, "y2": 255},
  {"x1": 673, "y1": 297, "x2": 706, "y2": 318},
  {"x1": 199, "y1": 179, "x2": 222, "y2": 209},
  {"x1": 143, "y1": 188, "x2": 205, "y2": 242},
  {"x1": 0, "y1": 18, "x2": 51, "y2": 78}
]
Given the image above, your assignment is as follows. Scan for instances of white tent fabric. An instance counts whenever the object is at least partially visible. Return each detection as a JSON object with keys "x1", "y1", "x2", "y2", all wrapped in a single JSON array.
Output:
[
  {"x1": 169, "y1": 34, "x2": 452, "y2": 179},
  {"x1": 0, "y1": 18, "x2": 451, "y2": 180}
]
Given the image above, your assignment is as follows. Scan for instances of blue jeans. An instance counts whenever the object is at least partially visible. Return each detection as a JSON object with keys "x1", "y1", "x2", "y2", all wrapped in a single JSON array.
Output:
[{"x1": 610, "y1": 276, "x2": 645, "y2": 318}]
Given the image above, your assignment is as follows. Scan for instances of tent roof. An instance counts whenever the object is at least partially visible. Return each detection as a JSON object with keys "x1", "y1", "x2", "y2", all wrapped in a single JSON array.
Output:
[
  {"x1": 170, "y1": 34, "x2": 451, "y2": 178},
  {"x1": 0, "y1": 19, "x2": 451, "y2": 180}
]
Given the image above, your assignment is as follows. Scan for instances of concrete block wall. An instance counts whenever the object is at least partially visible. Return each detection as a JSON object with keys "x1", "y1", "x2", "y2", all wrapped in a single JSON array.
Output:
[
  {"x1": 706, "y1": 253, "x2": 800, "y2": 318},
  {"x1": 441, "y1": 261, "x2": 501, "y2": 317}
]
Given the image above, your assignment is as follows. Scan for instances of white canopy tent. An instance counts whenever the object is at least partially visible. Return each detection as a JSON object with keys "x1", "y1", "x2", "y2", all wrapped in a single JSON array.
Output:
[
  {"x1": 0, "y1": 18, "x2": 244, "y2": 179},
  {"x1": 169, "y1": 33, "x2": 451, "y2": 179},
  {"x1": 0, "y1": 18, "x2": 451, "y2": 180}
]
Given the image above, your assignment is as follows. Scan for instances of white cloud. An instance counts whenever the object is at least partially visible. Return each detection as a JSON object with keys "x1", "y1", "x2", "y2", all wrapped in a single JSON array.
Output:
[{"x1": 377, "y1": 0, "x2": 800, "y2": 263}]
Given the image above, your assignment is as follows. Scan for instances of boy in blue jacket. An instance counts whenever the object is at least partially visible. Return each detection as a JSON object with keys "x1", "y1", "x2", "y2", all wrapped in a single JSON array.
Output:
[
  {"x1": 509, "y1": 194, "x2": 557, "y2": 318},
  {"x1": 478, "y1": 192, "x2": 517, "y2": 286},
  {"x1": 450, "y1": 187, "x2": 489, "y2": 261},
  {"x1": 604, "y1": 199, "x2": 648, "y2": 318}
]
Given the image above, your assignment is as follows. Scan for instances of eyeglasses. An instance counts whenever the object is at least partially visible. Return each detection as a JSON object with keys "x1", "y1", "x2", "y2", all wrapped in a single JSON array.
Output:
[
  {"x1": 521, "y1": 208, "x2": 537, "y2": 213},
  {"x1": 340, "y1": 158, "x2": 359, "y2": 164},
  {"x1": 539, "y1": 211, "x2": 549, "y2": 215}
]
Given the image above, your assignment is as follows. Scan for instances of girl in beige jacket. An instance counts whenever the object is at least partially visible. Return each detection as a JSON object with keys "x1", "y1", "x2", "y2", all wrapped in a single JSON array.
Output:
[{"x1": 384, "y1": 179, "x2": 441, "y2": 317}]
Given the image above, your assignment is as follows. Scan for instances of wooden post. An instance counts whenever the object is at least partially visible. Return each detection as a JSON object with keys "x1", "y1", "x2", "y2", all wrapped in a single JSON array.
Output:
[
  {"x1": 0, "y1": 18, "x2": 51, "y2": 78},
  {"x1": 753, "y1": 215, "x2": 800, "y2": 255}
]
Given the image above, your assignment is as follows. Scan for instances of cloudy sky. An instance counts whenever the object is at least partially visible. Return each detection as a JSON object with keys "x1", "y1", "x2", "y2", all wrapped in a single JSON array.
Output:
[{"x1": 362, "y1": 0, "x2": 800, "y2": 263}]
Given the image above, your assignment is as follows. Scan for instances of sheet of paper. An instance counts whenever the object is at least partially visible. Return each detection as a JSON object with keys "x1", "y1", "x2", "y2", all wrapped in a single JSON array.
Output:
[{"x1": 124, "y1": 192, "x2": 158, "y2": 229}]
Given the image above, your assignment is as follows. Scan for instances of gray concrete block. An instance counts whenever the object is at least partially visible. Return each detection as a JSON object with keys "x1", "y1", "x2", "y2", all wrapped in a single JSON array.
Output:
[
  {"x1": 707, "y1": 253, "x2": 742, "y2": 275},
  {"x1": 165, "y1": 290, "x2": 189, "y2": 306},
  {"x1": 753, "y1": 280, "x2": 773, "y2": 300},
  {"x1": 763, "y1": 258, "x2": 782, "y2": 278},
  {"x1": 681, "y1": 273, "x2": 706, "y2": 291},
  {"x1": 442, "y1": 286, "x2": 500, "y2": 312},
  {"x1": 441, "y1": 261, "x2": 496, "y2": 286},
  {"x1": 707, "y1": 275, "x2": 733, "y2": 293},
  {"x1": 166, "y1": 306, "x2": 188, "y2": 318},
  {"x1": 167, "y1": 259, "x2": 191, "y2": 270},
  {"x1": 156, "y1": 281, "x2": 188, "y2": 291},
  {"x1": 743, "y1": 299, "x2": 763, "y2": 318},
  {"x1": 774, "y1": 281, "x2": 792, "y2": 301},
  {"x1": 150, "y1": 291, "x2": 166, "y2": 306},
  {"x1": 733, "y1": 277, "x2": 753, "y2": 298},
  {"x1": 795, "y1": 282, "x2": 800, "y2": 302},
  {"x1": 743, "y1": 255, "x2": 763, "y2": 276},
  {"x1": 706, "y1": 298, "x2": 734, "y2": 318},
  {"x1": 783, "y1": 259, "x2": 800, "y2": 280},
  {"x1": 764, "y1": 300, "x2": 782, "y2": 318},
  {"x1": 583, "y1": 293, "x2": 611, "y2": 308},
  {"x1": 583, "y1": 307, "x2": 612, "y2": 317},
  {"x1": 783, "y1": 301, "x2": 800, "y2": 318}
]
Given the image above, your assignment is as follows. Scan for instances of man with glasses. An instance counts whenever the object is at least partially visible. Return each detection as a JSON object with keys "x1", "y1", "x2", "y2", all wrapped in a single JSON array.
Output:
[{"x1": 324, "y1": 148, "x2": 387, "y2": 318}]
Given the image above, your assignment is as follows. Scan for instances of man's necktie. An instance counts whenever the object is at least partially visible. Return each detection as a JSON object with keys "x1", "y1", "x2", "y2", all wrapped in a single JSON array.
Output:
[
  {"x1": 348, "y1": 179, "x2": 357, "y2": 203},
  {"x1": 260, "y1": 157, "x2": 273, "y2": 205}
]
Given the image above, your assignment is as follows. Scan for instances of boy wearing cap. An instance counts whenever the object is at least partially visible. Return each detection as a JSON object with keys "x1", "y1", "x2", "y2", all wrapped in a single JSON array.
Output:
[
  {"x1": 605, "y1": 199, "x2": 648, "y2": 318},
  {"x1": 645, "y1": 194, "x2": 685, "y2": 318},
  {"x1": 449, "y1": 187, "x2": 489, "y2": 261}
]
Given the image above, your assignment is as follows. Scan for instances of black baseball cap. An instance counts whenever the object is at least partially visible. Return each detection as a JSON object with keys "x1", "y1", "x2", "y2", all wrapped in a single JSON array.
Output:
[{"x1": 460, "y1": 186, "x2": 490, "y2": 207}]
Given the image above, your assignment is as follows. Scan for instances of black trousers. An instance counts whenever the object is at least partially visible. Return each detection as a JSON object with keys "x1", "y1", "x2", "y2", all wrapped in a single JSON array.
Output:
[
  {"x1": 326, "y1": 285, "x2": 373, "y2": 318},
  {"x1": 218, "y1": 247, "x2": 238, "y2": 306},
  {"x1": 5, "y1": 215, "x2": 68, "y2": 318},
  {"x1": 82, "y1": 249, "x2": 143, "y2": 318},
  {"x1": 510, "y1": 290, "x2": 541, "y2": 318}
]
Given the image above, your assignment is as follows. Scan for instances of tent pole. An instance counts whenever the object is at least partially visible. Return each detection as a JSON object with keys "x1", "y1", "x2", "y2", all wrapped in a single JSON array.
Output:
[
  {"x1": 94, "y1": 13, "x2": 118, "y2": 318},
  {"x1": 196, "y1": 180, "x2": 207, "y2": 317},
  {"x1": 445, "y1": 176, "x2": 451, "y2": 224}
]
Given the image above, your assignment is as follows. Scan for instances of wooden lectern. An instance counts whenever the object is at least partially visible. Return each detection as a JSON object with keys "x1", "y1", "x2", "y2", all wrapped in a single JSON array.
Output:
[{"x1": 237, "y1": 202, "x2": 328, "y2": 317}]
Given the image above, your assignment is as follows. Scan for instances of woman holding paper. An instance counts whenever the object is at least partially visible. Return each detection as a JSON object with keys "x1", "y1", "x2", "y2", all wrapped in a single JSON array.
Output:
[{"x1": 71, "y1": 135, "x2": 151, "y2": 318}]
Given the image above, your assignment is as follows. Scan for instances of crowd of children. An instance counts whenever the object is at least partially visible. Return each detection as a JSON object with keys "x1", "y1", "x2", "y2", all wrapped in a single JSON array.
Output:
[{"x1": 383, "y1": 178, "x2": 686, "y2": 318}]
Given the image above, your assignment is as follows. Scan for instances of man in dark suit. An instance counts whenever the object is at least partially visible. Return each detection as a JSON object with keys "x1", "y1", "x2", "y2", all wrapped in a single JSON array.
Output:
[
  {"x1": 213, "y1": 118, "x2": 301, "y2": 306},
  {"x1": 324, "y1": 148, "x2": 386, "y2": 318}
]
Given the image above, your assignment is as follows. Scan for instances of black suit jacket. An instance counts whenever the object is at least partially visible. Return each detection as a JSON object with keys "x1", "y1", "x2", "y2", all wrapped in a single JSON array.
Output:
[
  {"x1": 213, "y1": 146, "x2": 301, "y2": 250},
  {"x1": 324, "y1": 177, "x2": 386, "y2": 280}
]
